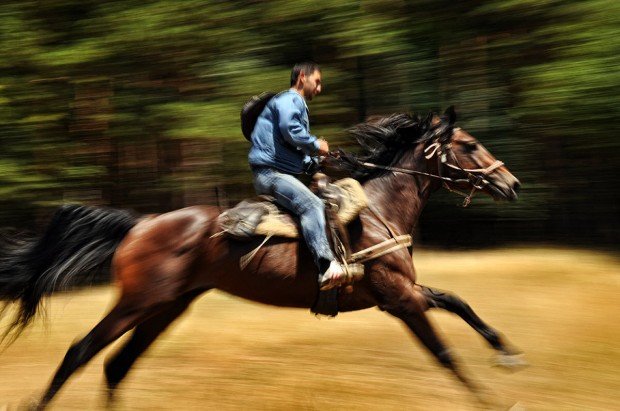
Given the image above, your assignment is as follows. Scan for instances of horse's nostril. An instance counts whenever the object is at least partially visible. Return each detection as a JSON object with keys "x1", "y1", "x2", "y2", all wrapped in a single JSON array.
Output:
[{"x1": 513, "y1": 180, "x2": 521, "y2": 193}]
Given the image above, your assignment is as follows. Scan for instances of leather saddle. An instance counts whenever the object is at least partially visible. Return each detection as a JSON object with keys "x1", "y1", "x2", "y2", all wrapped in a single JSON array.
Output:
[{"x1": 217, "y1": 177, "x2": 368, "y2": 239}]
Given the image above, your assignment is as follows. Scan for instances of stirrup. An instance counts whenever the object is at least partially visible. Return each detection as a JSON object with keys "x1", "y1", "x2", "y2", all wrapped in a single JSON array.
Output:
[{"x1": 319, "y1": 262, "x2": 363, "y2": 291}]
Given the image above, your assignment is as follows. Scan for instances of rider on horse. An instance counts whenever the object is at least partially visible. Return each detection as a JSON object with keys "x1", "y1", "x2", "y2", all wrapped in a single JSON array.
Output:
[{"x1": 248, "y1": 62, "x2": 348, "y2": 290}]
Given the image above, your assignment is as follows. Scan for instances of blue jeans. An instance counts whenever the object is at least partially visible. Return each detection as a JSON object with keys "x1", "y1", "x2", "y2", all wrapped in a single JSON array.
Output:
[{"x1": 252, "y1": 167, "x2": 334, "y2": 271}]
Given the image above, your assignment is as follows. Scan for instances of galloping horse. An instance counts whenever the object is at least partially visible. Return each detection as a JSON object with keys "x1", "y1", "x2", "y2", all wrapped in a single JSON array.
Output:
[{"x1": 0, "y1": 107, "x2": 521, "y2": 408}]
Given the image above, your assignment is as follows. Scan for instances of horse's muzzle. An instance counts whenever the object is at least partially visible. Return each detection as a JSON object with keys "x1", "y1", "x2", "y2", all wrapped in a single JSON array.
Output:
[
  {"x1": 504, "y1": 177, "x2": 520, "y2": 201},
  {"x1": 488, "y1": 175, "x2": 520, "y2": 201}
]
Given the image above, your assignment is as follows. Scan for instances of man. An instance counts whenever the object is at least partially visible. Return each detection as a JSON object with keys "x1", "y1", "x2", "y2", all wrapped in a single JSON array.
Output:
[{"x1": 248, "y1": 62, "x2": 347, "y2": 290}]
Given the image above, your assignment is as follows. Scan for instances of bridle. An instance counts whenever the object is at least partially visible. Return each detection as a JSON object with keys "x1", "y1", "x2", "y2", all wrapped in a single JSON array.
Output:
[{"x1": 349, "y1": 127, "x2": 504, "y2": 207}]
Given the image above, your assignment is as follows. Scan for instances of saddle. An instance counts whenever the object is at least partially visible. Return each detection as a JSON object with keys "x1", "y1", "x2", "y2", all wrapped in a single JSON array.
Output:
[{"x1": 217, "y1": 177, "x2": 368, "y2": 240}]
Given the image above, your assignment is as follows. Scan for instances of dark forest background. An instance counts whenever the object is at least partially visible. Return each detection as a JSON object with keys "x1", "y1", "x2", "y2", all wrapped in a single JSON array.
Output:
[{"x1": 1, "y1": 0, "x2": 618, "y2": 248}]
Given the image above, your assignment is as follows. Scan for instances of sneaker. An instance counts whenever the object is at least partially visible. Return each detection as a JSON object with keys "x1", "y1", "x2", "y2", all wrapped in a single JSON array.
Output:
[{"x1": 319, "y1": 260, "x2": 348, "y2": 291}]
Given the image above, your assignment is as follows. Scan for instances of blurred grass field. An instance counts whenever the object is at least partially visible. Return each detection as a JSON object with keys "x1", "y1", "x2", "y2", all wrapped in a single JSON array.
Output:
[{"x1": 1, "y1": 247, "x2": 618, "y2": 410}]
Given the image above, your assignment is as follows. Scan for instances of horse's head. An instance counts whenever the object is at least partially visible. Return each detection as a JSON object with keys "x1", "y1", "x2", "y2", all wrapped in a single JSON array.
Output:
[
  {"x1": 426, "y1": 107, "x2": 520, "y2": 203},
  {"x1": 340, "y1": 108, "x2": 520, "y2": 204}
]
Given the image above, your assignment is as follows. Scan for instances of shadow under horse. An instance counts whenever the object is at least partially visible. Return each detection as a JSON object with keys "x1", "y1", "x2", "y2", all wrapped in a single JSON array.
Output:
[{"x1": 0, "y1": 107, "x2": 523, "y2": 408}]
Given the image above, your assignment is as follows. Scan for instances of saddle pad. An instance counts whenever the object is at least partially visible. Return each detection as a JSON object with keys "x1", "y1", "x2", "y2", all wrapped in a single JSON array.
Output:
[{"x1": 254, "y1": 178, "x2": 368, "y2": 238}]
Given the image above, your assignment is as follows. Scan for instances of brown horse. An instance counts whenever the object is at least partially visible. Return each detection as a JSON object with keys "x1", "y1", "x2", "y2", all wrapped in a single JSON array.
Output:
[{"x1": 0, "y1": 107, "x2": 522, "y2": 408}]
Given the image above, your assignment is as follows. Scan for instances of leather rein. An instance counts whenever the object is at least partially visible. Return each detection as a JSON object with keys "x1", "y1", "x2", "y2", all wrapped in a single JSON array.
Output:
[{"x1": 353, "y1": 128, "x2": 504, "y2": 207}]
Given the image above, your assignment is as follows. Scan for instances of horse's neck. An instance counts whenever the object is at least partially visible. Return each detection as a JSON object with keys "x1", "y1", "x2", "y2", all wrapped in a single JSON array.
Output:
[{"x1": 363, "y1": 145, "x2": 436, "y2": 236}]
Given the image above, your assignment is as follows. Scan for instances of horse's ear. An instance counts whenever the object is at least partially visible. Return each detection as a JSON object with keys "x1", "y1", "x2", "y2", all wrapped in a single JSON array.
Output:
[{"x1": 444, "y1": 106, "x2": 456, "y2": 125}]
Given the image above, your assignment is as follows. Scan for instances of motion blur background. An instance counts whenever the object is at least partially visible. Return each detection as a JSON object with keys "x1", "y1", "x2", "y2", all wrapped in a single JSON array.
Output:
[
  {"x1": 1, "y1": 2, "x2": 619, "y2": 410},
  {"x1": 0, "y1": 0, "x2": 618, "y2": 247}
]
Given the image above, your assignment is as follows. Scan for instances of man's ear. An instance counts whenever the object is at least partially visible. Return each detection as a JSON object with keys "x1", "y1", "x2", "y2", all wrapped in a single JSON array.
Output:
[{"x1": 298, "y1": 71, "x2": 306, "y2": 86}]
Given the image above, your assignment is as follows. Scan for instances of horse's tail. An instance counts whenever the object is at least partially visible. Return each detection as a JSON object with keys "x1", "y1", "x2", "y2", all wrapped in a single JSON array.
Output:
[{"x1": 0, "y1": 204, "x2": 138, "y2": 337}]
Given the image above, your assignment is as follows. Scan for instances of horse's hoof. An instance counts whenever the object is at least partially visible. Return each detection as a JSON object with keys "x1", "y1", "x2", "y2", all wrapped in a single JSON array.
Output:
[
  {"x1": 106, "y1": 388, "x2": 118, "y2": 409},
  {"x1": 493, "y1": 353, "x2": 528, "y2": 371},
  {"x1": 20, "y1": 397, "x2": 42, "y2": 411},
  {"x1": 508, "y1": 401, "x2": 526, "y2": 410}
]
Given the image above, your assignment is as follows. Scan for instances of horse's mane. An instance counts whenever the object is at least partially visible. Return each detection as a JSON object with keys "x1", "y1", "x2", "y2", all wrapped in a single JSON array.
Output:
[{"x1": 337, "y1": 112, "x2": 451, "y2": 181}]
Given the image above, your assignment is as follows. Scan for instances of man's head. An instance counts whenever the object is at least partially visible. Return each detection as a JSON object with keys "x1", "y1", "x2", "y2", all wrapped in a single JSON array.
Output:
[{"x1": 290, "y1": 62, "x2": 322, "y2": 101}]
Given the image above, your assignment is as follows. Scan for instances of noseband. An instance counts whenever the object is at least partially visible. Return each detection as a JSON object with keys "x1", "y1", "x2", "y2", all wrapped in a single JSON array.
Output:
[{"x1": 354, "y1": 127, "x2": 504, "y2": 207}]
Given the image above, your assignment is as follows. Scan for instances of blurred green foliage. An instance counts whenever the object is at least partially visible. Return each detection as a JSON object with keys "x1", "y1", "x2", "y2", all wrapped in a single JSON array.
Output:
[{"x1": 0, "y1": 0, "x2": 618, "y2": 246}]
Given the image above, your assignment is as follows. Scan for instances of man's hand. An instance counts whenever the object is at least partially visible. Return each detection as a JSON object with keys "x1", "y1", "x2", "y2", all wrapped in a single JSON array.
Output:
[{"x1": 317, "y1": 138, "x2": 329, "y2": 156}]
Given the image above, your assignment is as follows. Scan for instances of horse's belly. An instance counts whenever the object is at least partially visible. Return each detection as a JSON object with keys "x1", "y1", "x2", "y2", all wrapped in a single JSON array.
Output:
[
  {"x1": 199, "y1": 243, "x2": 318, "y2": 308},
  {"x1": 214, "y1": 269, "x2": 318, "y2": 309},
  {"x1": 197, "y1": 236, "x2": 376, "y2": 312}
]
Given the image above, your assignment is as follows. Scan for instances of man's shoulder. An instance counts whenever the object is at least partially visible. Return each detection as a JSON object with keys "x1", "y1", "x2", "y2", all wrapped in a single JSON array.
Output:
[{"x1": 273, "y1": 90, "x2": 305, "y2": 109}]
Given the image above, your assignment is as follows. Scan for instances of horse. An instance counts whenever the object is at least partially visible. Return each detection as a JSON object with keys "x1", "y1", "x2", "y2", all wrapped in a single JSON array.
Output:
[{"x1": 0, "y1": 107, "x2": 522, "y2": 408}]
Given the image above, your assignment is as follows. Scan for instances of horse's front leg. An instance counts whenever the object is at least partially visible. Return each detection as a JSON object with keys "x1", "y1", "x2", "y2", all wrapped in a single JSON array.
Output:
[
  {"x1": 417, "y1": 284, "x2": 527, "y2": 370},
  {"x1": 373, "y1": 273, "x2": 489, "y2": 405}
]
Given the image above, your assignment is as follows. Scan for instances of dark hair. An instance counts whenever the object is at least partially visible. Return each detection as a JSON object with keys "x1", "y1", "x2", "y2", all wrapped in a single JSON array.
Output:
[
  {"x1": 337, "y1": 112, "x2": 450, "y2": 181},
  {"x1": 290, "y1": 62, "x2": 320, "y2": 87}
]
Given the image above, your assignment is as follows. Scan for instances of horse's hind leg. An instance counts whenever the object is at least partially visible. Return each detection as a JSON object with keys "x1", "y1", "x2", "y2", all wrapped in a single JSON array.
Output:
[
  {"x1": 35, "y1": 299, "x2": 163, "y2": 409},
  {"x1": 418, "y1": 285, "x2": 526, "y2": 369},
  {"x1": 104, "y1": 288, "x2": 208, "y2": 405}
]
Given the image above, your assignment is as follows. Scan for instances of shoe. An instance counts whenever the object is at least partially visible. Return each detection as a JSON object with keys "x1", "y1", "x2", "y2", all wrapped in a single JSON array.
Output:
[{"x1": 319, "y1": 260, "x2": 348, "y2": 291}]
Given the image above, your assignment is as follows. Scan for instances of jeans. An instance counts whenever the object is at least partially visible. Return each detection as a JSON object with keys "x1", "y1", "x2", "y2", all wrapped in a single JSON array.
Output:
[{"x1": 252, "y1": 166, "x2": 334, "y2": 272}]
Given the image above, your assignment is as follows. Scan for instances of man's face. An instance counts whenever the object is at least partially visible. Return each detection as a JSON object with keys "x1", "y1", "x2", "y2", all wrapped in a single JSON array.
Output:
[{"x1": 302, "y1": 69, "x2": 322, "y2": 101}]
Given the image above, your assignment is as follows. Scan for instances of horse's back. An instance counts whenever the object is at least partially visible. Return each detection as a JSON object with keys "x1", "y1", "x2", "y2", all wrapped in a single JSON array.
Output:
[
  {"x1": 112, "y1": 204, "x2": 376, "y2": 312},
  {"x1": 112, "y1": 206, "x2": 220, "y2": 299},
  {"x1": 112, "y1": 205, "x2": 313, "y2": 305}
]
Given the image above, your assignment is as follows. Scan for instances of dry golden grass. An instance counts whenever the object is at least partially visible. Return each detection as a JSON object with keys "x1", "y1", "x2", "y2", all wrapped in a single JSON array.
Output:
[{"x1": 1, "y1": 247, "x2": 619, "y2": 410}]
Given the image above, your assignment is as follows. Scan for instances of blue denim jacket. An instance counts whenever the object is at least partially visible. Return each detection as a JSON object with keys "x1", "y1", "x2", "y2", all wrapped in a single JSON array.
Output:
[{"x1": 248, "y1": 90, "x2": 320, "y2": 174}]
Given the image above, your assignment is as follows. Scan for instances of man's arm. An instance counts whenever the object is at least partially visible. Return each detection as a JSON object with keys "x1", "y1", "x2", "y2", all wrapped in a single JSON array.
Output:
[{"x1": 276, "y1": 96, "x2": 322, "y2": 155}]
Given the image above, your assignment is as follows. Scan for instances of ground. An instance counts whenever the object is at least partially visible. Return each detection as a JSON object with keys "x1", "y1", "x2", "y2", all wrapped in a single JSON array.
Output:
[{"x1": 1, "y1": 247, "x2": 618, "y2": 410}]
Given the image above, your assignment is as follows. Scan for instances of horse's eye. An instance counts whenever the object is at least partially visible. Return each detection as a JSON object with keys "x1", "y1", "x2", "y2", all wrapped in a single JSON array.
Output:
[{"x1": 464, "y1": 142, "x2": 478, "y2": 152}]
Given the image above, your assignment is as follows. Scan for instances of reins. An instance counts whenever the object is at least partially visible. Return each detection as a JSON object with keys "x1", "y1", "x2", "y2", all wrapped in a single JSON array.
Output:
[{"x1": 345, "y1": 129, "x2": 504, "y2": 207}]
